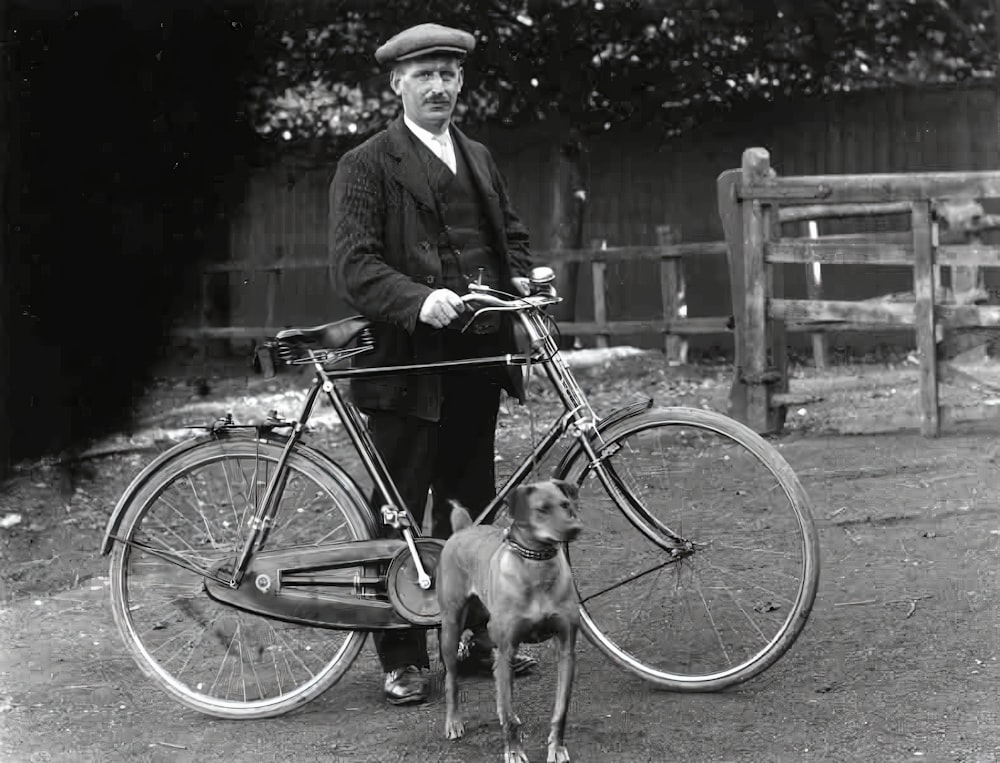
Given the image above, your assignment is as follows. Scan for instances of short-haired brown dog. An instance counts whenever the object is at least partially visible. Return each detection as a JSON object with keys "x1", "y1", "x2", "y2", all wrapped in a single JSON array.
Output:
[{"x1": 438, "y1": 479, "x2": 583, "y2": 763}]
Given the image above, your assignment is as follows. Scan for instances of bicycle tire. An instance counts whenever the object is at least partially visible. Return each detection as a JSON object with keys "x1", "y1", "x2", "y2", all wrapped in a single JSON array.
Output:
[
  {"x1": 108, "y1": 434, "x2": 373, "y2": 719},
  {"x1": 556, "y1": 406, "x2": 820, "y2": 692}
]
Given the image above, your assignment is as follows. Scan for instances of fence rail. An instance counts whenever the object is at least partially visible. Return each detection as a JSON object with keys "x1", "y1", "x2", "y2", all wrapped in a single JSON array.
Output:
[
  {"x1": 720, "y1": 146, "x2": 1000, "y2": 437},
  {"x1": 173, "y1": 240, "x2": 733, "y2": 363}
]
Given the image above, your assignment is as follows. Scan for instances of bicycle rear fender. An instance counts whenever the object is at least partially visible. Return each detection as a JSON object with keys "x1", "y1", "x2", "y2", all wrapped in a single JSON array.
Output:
[
  {"x1": 100, "y1": 429, "x2": 376, "y2": 555},
  {"x1": 552, "y1": 397, "x2": 653, "y2": 480}
]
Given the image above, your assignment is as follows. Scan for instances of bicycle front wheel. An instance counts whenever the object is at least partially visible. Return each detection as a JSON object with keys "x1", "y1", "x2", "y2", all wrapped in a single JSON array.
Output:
[
  {"x1": 108, "y1": 434, "x2": 373, "y2": 719},
  {"x1": 557, "y1": 406, "x2": 819, "y2": 692}
]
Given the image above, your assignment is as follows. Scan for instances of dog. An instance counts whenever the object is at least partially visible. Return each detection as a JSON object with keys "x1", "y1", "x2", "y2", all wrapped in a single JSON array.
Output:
[{"x1": 437, "y1": 479, "x2": 583, "y2": 763}]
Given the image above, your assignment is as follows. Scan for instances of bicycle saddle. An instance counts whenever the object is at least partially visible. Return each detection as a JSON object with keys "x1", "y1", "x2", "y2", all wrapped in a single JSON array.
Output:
[{"x1": 275, "y1": 316, "x2": 372, "y2": 350}]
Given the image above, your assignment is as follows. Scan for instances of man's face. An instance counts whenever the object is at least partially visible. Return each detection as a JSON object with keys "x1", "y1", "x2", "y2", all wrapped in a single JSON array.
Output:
[{"x1": 390, "y1": 55, "x2": 464, "y2": 133}]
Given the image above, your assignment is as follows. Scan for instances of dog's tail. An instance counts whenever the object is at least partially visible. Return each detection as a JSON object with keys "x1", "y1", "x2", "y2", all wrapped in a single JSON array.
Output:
[{"x1": 448, "y1": 499, "x2": 473, "y2": 533}]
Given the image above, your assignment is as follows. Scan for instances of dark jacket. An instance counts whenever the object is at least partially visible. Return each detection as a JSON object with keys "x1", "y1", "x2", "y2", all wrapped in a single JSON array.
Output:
[{"x1": 329, "y1": 117, "x2": 532, "y2": 420}]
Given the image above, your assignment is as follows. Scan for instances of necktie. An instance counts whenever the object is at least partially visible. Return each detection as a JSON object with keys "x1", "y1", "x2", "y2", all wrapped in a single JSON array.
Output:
[{"x1": 433, "y1": 134, "x2": 456, "y2": 174}]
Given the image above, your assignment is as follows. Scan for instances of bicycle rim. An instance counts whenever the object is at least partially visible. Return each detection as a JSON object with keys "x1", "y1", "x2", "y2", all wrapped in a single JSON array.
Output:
[
  {"x1": 559, "y1": 407, "x2": 819, "y2": 691},
  {"x1": 109, "y1": 436, "x2": 371, "y2": 718}
]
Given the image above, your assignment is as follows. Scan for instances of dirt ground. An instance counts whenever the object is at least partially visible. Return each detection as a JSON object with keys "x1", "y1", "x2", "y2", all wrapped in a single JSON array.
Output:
[{"x1": 4, "y1": 350, "x2": 1000, "y2": 762}]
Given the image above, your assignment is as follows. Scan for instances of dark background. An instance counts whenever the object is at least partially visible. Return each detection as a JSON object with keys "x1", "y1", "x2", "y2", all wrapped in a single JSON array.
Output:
[{"x1": 3, "y1": 0, "x2": 262, "y2": 475}]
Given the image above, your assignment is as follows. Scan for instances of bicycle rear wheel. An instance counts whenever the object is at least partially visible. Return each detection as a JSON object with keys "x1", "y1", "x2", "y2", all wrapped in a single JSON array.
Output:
[
  {"x1": 108, "y1": 435, "x2": 373, "y2": 718},
  {"x1": 557, "y1": 406, "x2": 819, "y2": 691}
]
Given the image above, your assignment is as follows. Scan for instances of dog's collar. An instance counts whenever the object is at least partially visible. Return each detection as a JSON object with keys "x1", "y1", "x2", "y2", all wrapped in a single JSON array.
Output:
[{"x1": 503, "y1": 529, "x2": 558, "y2": 561}]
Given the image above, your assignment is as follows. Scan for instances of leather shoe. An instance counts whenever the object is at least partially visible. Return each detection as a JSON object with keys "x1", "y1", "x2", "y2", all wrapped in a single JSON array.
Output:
[
  {"x1": 456, "y1": 650, "x2": 538, "y2": 678},
  {"x1": 383, "y1": 665, "x2": 429, "y2": 705}
]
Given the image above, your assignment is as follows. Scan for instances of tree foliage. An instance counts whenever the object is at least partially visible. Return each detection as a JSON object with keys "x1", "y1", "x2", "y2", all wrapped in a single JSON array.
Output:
[{"x1": 248, "y1": 0, "x2": 997, "y2": 151}]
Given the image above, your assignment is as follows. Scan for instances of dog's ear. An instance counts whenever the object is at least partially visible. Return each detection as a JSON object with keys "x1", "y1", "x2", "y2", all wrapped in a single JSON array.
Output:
[
  {"x1": 508, "y1": 485, "x2": 536, "y2": 523},
  {"x1": 552, "y1": 479, "x2": 579, "y2": 502}
]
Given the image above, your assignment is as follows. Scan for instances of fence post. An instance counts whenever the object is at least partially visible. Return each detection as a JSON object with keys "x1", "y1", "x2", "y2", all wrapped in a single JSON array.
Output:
[
  {"x1": 589, "y1": 238, "x2": 609, "y2": 349},
  {"x1": 740, "y1": 148, "x2": 782, "y2": 434},
  {"x1": 804, "y1": 220, "x2": 829, "y2": 370},
  {"x1": 656, "y1": 224, "x2": 687, "y2": 365},
  {"x1": 717, "y1": 168, "x2": 747, "y2": 422},
  {"x1": 266, "y1": 246, "x2": 282, "y2": 336},
  {"x1": 911, "y1": 200, "x2": 940, "y2": 437}
]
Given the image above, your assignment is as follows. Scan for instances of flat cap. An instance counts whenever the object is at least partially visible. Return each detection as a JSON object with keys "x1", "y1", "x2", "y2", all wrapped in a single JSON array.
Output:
[{"x1": 374, "y1": 23, "x2": 476, "y2": 66}]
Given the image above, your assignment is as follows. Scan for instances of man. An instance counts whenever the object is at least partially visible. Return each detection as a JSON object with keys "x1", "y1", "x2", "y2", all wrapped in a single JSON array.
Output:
[{"x1": 329, "y1": 22, "x2": 538, "y2": 705}]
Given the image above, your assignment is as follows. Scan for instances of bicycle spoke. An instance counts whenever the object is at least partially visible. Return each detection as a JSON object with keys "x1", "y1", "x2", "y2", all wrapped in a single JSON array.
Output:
[
  {"x1": 563, "y1": 408, "x2": 818, "y2": 690},
  {"x1": 111, "y1": 437, "x2": 370, "y2": 717}
]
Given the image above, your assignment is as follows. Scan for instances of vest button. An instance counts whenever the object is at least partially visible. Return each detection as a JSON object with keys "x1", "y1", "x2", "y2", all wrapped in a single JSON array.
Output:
[{"x1": 425, "y1": 275, "x2": 435, "y2": 284}]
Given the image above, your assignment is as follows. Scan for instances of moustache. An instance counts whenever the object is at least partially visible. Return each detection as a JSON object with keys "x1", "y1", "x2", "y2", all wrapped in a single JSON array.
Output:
[{"x1": 424, "y1": 97, "x2": 451, "y2": 105}]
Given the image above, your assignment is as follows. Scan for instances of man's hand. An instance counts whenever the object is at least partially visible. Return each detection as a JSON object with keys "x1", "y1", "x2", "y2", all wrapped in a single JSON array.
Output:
[
  {"x1": 419, "y1": 288, "x2": 466, "y2": 328},
  {"x1": 511, "y1": 276, "x2": 531, "y2": 296}
]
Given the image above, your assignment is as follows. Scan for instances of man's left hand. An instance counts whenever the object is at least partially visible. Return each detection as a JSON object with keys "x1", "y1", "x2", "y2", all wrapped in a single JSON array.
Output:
[{"x1": 511, "y1": 277, "x2": 531, "y2": 296}]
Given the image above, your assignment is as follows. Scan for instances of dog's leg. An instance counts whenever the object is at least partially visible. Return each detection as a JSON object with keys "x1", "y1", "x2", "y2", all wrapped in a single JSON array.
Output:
[
  {"x1": 546, "y1": 624, "x2": 577, "y2": 763},
  {"x1": 442, "y1": 602, "x2": 467, "y2": 740},
  {"x1": 492, "y1": 639, "x2": 528, "y2": 763}
]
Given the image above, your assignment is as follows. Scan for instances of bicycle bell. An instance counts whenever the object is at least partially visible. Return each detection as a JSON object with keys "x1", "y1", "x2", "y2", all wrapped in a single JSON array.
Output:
[{"x1": 528, "y1": 266, "x2": 555, "y2": 293}]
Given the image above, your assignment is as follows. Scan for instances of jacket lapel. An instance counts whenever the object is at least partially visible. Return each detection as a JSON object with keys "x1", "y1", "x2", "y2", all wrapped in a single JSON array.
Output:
[{"x1": 386, "y1": 118, "x2": 437, "y2": 212}]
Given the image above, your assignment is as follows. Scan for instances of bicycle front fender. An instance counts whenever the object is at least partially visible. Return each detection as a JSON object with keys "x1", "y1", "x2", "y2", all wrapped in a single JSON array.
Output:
[{"x1": 552, "y1": 397, "x2": 653, "y2": 481}]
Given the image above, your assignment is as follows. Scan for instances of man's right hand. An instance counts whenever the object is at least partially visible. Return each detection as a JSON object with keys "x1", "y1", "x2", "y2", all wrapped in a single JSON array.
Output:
[{"x1": 418, "y1": 288, "x2": 466, "y2": 328}]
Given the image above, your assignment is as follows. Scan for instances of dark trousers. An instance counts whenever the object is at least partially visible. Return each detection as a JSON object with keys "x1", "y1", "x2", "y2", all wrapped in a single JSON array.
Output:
[{"x1": 370, "y1": 370, "x2": 501, "y2": 672}]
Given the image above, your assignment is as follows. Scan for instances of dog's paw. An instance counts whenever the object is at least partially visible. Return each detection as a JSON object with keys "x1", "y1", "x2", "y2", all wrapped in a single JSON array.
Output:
[
  {"x1": 504, "y1": 750, "x2": 530, "y2": 763},
  {"x1": 546, "y1": 744, "x2": 571, "y2": 763},
  {"x1": 445, "y1": 717, "x2": 465, "y2": 740}
]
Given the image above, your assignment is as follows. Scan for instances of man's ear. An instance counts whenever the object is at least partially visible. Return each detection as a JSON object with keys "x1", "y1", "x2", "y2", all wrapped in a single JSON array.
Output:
[
  {"x1": 508, "y1": 485, "x2": 536, "y2": 523},
  {"x1": 389, "y1": 68, "x2": 402, "y2": 95},
  {"x1": 552, "y1": 479, "x2": 578, "y2": 502}
]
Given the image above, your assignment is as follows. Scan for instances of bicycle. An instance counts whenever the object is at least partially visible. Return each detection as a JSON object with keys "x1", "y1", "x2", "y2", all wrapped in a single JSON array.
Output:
[{"x1": 100, "y1": 267, "x2": 820, "y2": 720}]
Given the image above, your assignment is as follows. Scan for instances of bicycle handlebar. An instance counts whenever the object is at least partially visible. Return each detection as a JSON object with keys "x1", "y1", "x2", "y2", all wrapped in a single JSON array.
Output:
[{"x1": 460, "y1": 289, "x2": 560, "y2": 313}]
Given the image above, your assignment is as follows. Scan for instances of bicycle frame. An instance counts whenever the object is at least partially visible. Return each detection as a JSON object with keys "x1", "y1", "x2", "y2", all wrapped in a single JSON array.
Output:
[
  {"x1": 227, "y1": 298, "x2": 603, "y2": 588},
  {"x1": 110, "y1": 289, "x2": 695, "y2": 631}
]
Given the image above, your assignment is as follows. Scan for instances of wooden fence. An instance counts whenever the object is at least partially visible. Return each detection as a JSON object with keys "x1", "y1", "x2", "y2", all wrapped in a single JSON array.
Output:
[
  {"x1": 171, "y1": 242, "x2": 732, "y2": 364},
  {"x1": 719, "y1": 146, "x2": 1000, "y2": 437}
]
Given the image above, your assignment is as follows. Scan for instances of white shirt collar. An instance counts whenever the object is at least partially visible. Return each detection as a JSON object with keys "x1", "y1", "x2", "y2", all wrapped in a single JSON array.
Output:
[
  {"x1": 404, "y1": 115, "x2": 451, "y2": 147},
  {"x1": 403, "y1": 115, "x2": 456, "y2": 173}
]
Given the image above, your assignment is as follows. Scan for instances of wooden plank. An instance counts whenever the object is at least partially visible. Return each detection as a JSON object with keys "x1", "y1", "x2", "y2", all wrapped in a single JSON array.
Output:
[
  {"x1": 541, "y1": 242, "x2": 728, "y2": 264},
  {"x1": 203, "y1": 257, "x2": 331, "y2": 273},
  {"x1": 171, "y1": 326, "x2": 282, "y2": 340},
  {"x1": 203, "y1": 243, "x2": 730, "y2": 275},
  {"x1": 265, "y1": 270, "x2": 279, "y2": 332},
  {"x1": 559, "y1": 317, "x2": 731, "y2": 336},
  {"x1": 783, "y1": 231, "x2": 912, "y2": 244},
  {"x1": 768, "y1": 198, "x2": 788, "y2": 424},
  {"x1": 657, "y1": 224, "x2": 685, "y2": 364},
  {"x1": 771, "y1": 299, "x2": 916, "y2": 325},
  {"x1": 175, "y1": 317, "x2": 734, "y2": 341},
  {"x1": 774, "y1": 300, "x2": 1000, "y2": 330},
  {"x1": 717, "y1": 167, "x2": 748, "y2": 423},
  {"x1": 592, "y1": 260, "x2": 609, "y2": 348},
  {"x1": 804, "y1": 221, "x2": 828, "y2": 370},
  {"x1": 740, "y1": 170, "x2": 1000, "y2": 203},
  {"x1": 936, "y1": 244, "x2": 1000, "y2": 267},
  {"x1": 778, "y1": 201, "x2": 913, "y2": 222},
  {"x1": 741, "y1": 148, "x2": 778, "y2": 434},
  {"x1": 938, "y1": 305, "x2": 1000, "y2": 328},
  {"x1": 785, "y1": 322, "x2": 914, "y2": 334},
  {"x1": 767, "y1": 239, "x2": 913, "y2": 265},
  {"x1": 912, "y1": 200, "x2": 939, "y2": 437},
  {"x1": 772, "y1": 392, "x2": 825, "y2": 407}
]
